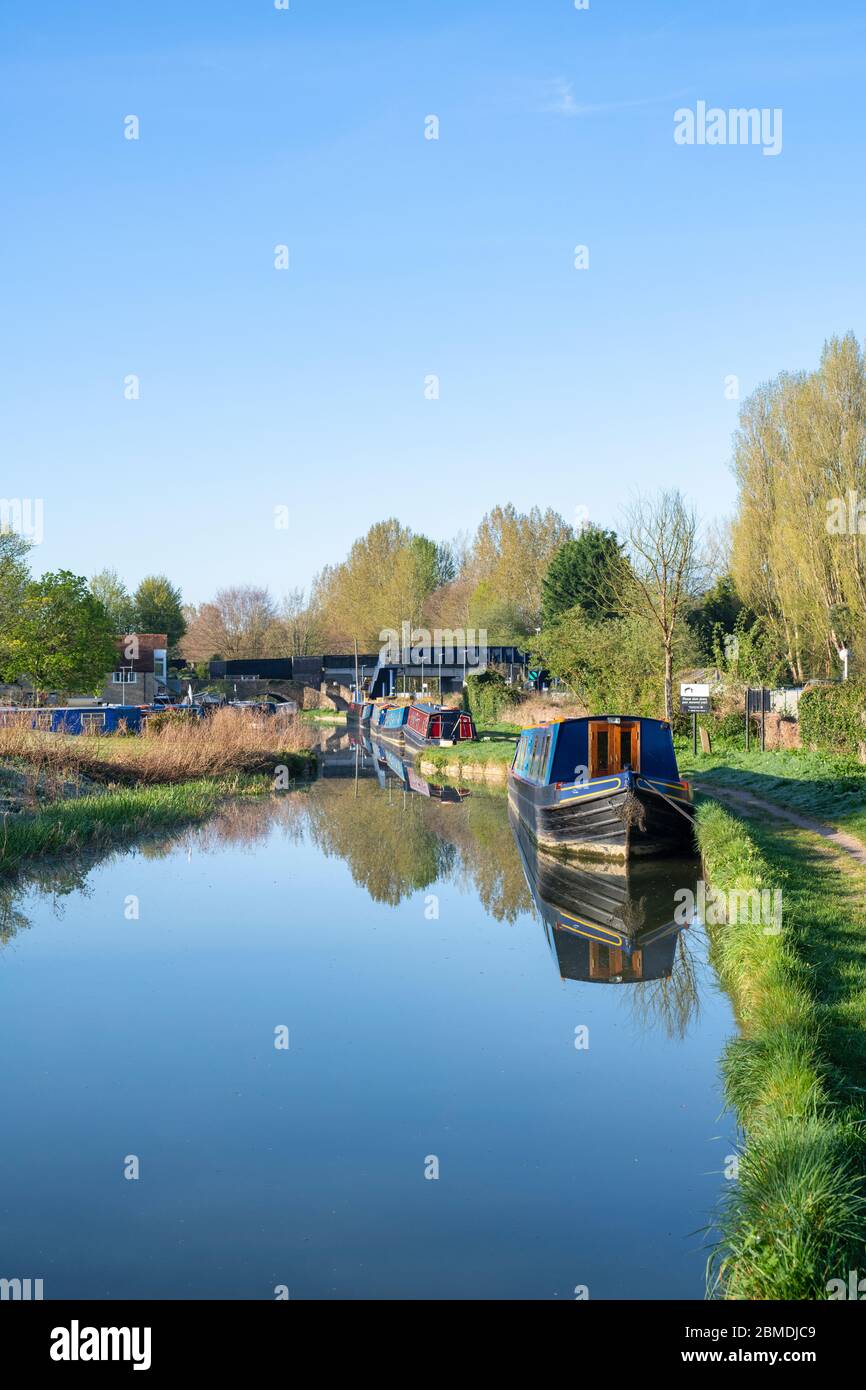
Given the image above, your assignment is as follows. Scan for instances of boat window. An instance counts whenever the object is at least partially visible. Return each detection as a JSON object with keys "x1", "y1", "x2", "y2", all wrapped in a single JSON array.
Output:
[
  {"x1": 540, "y1": 732, "x2": 551, "y2": 779},
  {"x1": 518, "y1": 734, "x2": 530, "y2": 773},
  {"x1": 531, "y1": 734, "x2": 544, "y2": 780}
]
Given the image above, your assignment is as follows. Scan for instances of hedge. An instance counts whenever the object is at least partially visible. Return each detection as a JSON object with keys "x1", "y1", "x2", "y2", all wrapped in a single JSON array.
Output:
[{"x1": 799, "y1": 682, "x2": 866, "y2": 757}]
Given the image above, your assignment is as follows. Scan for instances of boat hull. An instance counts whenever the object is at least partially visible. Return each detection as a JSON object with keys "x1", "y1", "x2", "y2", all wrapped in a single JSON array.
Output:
[
  {"x1": 370, "y1": 721, "x2": 406, "y2": 746},
  {"x1": 507, "y1": 771, "x2": 695, "y2": 860},
  {"x1": 403, "y1": 727, "x2": 469, "y2": 750}
]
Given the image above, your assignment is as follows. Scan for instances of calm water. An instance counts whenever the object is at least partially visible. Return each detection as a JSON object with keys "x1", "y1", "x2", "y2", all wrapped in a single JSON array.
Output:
[{"x1": 0, "y1": 739, "x2": 736, "y2": 1300}]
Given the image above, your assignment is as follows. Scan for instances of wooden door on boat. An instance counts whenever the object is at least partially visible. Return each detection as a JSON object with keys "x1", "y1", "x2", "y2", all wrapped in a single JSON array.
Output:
[{"x1": 588, "y1": 720, "x2": 640, "y2": 776}]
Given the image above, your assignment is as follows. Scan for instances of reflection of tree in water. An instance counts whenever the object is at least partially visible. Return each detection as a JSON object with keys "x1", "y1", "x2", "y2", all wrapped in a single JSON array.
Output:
[
  {"x1": 300, "y1": 781, "x2": 445, "y2": 905},
  {"x1": 292, "y1": 778, "x2": 532, "y2": 916},
  {"x1": 433, "y1": 793, "x2": 532, "y2": 922},
  {"x1": 0, "y1": 779, "x2": 530, "y2": 942},
  {"x1": 0, "y1": 860, "x2": 94, "y2": 945},
  {"x1": 626, "y1": 929, "x2": 702, "y2": 1040}
]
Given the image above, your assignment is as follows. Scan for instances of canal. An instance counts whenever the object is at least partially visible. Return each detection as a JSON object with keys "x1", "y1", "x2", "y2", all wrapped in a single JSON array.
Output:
[{"x1": 0, "y1": 739, "x2": 736, "y2": 1299}]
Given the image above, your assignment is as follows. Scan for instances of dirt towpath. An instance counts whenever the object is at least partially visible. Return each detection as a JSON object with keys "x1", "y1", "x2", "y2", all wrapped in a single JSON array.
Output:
[{"x1": 692, "y1": 780, "x2": 866, "y2": 867}]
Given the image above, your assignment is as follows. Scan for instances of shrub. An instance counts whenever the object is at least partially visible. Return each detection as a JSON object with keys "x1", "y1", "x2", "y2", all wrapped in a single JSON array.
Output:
[
  {"x1": 463, "y1": 670, "x2": 520, "y2": 726},
  {"x1": 799, "y1": 682, "x2": 866, "y2": 757}
]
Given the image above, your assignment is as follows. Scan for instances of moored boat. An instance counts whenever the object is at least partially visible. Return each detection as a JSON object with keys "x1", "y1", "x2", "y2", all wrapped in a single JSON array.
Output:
[
  {"x1": 403, "y1": 702, "x2": 477, "y2": 749},
  {"x1": 507, "y1": 714, "x2": 694, "y2": 860},
  {"x1": 369, "y1": 703, "x2": 411, "y2": 745},
  {"x1": 346, "y1": 699, "x2": 374, "y2": 725}
]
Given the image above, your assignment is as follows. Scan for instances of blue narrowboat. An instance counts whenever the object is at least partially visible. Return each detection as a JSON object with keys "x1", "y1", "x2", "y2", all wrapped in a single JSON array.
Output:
[
  {"x1": 347, "y1": 700, "x2": 374, "y2": 725},
  {"x1": 369, "y1": 703, "x2": 411, "y2": 745},
  {"x1": 404, "y1": 703, "x2": 477, "y2": 749},
  {"x1": 34, "y1": 705, "x2": 151, "y2": 735},
  {"x1": 508, "y1": 715, "x2": 694, "y2": 860},
  {"x1": 25, "y1": 704, "x2": 203, "y2": 736}
]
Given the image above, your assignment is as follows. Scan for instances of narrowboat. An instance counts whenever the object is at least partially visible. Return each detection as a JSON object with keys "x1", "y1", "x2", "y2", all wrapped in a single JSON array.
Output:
[
  {"x1": 346, "y1": 699, "x2": 374, "y2": 725},
  {"x1": 6, "y1": 704, "x2": 205, "y2": 736},
  {"x1": 369, "y1": 703, "x2": 410, "y2": 745},
  {"x1": 511, "y1": 808, "x2": 690, "y2": 985},
  {"x1": 368, "y1": 738, "x2": 471, "y2": 802},
  {"x1": 507, "y1": 715, "x2": 694, "y2": 860},
  {"x1": 404, "y1": 703, "x2": 477, "y2": 749}
]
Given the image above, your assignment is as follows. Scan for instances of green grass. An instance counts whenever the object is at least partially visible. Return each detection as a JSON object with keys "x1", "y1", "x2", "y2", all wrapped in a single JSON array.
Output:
[
  {"x1": 422, "y1": 731, "x2": 517, "y2": 773},
  {"x1": 696, "y1": 798, "x2": 866, "y2": 1299},
  {"x1": 0, "y1": 773, "x2": 288, "y2": 873},
  {"x1": 680, "y1": 744, "x2": 866, "y2": 844}
]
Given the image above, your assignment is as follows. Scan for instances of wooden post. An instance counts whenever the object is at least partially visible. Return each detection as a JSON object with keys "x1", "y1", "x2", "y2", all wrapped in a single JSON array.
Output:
[
  {"x1": 692, "y1": 711, "x2": 697, "y2": 756},
  {"x1": 745, "y1": 689, "x2": 750, "y2": 751}
]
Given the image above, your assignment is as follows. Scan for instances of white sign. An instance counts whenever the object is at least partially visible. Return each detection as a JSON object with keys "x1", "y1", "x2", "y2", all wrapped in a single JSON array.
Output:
[{"x1": 680, "y1": 681, "x2": 711, "y2": 714}]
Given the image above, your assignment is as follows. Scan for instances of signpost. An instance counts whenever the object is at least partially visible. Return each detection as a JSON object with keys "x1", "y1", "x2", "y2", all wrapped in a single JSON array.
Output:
[{"x1": 680, "y1": 683, "x2": 711, "y2": 756}]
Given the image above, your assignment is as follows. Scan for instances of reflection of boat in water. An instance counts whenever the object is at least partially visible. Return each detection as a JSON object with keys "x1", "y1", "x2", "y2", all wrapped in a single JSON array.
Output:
[
  {"x1": 371, "y1": 740, "x2": 470, "y2": 803},
  {"x1": 341, "y1": 733, "x2": 471, "y2": 804},
  {"x1": 511, "y1": 809, "x2": 695, "y2": 985},
  {"x1": 369, "y1": 703, "x2": 411, "y2": 746}
]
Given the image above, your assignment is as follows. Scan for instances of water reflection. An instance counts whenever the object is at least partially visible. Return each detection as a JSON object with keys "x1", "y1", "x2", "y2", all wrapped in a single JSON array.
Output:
[
  {"x1": 0, "y1": 744, "x2": 702, "y2": 1001},
  {"x1": 0, "y1": 742, "x2": 732, "y2": 1299},
  {"x1": 511, "y1": 811, "x2": 702, "y2": 1036}
]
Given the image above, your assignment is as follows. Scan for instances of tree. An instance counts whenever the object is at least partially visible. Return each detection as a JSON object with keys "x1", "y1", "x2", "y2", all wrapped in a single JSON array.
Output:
[
  {"x1": 4, "y1": 571, "x2": 117, "y2": 699},
  {"x1": 465, "y1": 504, "x2": 573, "y2": 635},
  {"x1": 532, "y1": 606, "x2": 670, "y2": 716},
  {"x1": 180, "y1": 586, "x2": 277, "y2": 661},
  {"x1": 541, "y1": 527, "x2": 626, "y2": 625},
  {"x1": 272, "y1": 587, "x2": 322, "y2": 657},
  {"x1": 0, "y1": 531, "x2": 32, "y2": 678},
  {"x1": 314, "y1": 520, "x2": 447, "y2": 648},
  {"x1": 687, "y1": 574, "x2": 743, "y2": 661},
  {"x1": 90, "y1": 569, "x2": 135, "y2": 633},
  {"x1": 611, "y1": 491, "x2": 702, "y2": 722},
  {"x1": 731, "y1": 334, "x2": 866, "y2": 681},
  {"x1": 133, "y1": 575, "x2": 186, "y2": 646}
]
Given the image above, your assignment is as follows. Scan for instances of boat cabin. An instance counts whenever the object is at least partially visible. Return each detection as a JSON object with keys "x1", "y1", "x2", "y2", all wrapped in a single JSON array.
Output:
[
  {"x1": 511, "y1": 715, "x2": 680, "y2": 787},
  {"x1": 406, "y1": 703, "x2": 476, "y2": 744}
]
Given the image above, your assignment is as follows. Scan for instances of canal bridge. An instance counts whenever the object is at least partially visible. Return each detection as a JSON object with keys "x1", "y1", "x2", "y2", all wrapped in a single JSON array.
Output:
[{"x1": 209, "y1": 646, "x2": 532, "y2": 704}]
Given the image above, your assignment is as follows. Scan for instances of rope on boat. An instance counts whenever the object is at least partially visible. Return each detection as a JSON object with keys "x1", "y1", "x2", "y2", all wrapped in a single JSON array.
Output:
[{"x1": 641, "y1": 780, "x2": 697, "y2": 825}]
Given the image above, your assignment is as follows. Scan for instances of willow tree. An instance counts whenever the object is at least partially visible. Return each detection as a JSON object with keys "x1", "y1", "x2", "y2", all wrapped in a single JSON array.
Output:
[
  {"x1": 731, "y1": 334, "x2": 866, "y2": 680},
  {"x1": 312, "y1": 520, "x2": 446, "y2": 650},
  {"x1": 464, "y1": 503, "x2": 573, "y2": 635}
]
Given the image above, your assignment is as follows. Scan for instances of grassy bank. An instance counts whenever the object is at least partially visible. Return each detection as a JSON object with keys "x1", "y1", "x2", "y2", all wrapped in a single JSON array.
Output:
[
  {"x1": 0, "y1": 709, "x2": 317, "y2": 872},
  {"x1": 420, "y1": 733, "x2": 517, "y2": 782},
  {"x1": 680, "y1": 746, "x2": 866, "y2": 844},
  {"x1": 0, "y1": 774, "x2": 293, "y2": 873},
  {"x1": 696, "y1": 799, "x2": 866, "y2": 1299}
]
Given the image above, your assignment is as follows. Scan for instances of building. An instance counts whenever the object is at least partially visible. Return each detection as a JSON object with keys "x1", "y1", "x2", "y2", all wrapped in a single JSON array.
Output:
[{"x1": 102, "y1": 634, "x2": 168, "y2": 705}]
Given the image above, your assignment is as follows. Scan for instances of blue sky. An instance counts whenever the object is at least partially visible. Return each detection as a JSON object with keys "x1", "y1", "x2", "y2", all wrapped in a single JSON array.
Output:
[{"x1": 2, "y1": 0, "x2": 865, "y2": 604}]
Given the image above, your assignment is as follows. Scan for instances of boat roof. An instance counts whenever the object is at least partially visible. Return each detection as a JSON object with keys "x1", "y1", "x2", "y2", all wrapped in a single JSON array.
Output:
[{"x1": 518, "y1": 714, "x2": 671, "y2": 734}]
